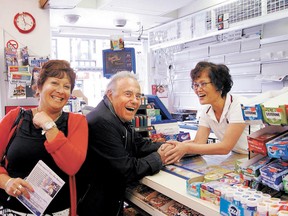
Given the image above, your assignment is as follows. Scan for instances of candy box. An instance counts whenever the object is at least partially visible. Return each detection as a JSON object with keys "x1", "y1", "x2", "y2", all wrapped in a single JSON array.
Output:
[
  {"x1": 220, "y1": 197, "x2": 245, "y2": 216},
  {"x1": 266, "y1": 131, "x2": 288, "y2": 160},
  {"x1": 146, "y1": 108, "x2": 160, "y2": 117},
  {"x1": 186, "y1": 175, "x2": 204, "y2": 198},
  {"x1": 241, "y1": 104, "x2": 263, "y2": 123},
  {"x1": 260, "y1": 159, "x2": 288, "y2": 185},
  {"x1": 163, "y1": 134, "x2": 178, "y2": 141},
  {"x1": 247, "y1": 125, "x2": 288, "y2": 155},
  {"x1": 243, "y1": 156, "x2": 272, "y2": 177},
  {"x1": 177, "y1": 132, "x2": 190, "y2": 142},
  {"x1": 200, "y1": 180, "x2": 229, "y2": 206},
  {"x1": 261, "y1": 104, "x2": 288, "y2": 125},
  {"x1": 235, "y1": 154, "x2": 265, "y2": 174}
]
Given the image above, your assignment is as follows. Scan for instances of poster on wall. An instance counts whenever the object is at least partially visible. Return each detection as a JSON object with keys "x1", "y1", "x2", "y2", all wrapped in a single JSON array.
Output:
[{"x1": 152, "y1": 84, "x2": 168, "y2": 98}]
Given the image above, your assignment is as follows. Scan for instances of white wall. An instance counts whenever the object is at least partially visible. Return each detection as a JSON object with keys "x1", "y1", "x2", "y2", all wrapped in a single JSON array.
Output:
[
  {"x1": 0, "y1": 0, "x2": 51, "y2": 117},
  {"x1": 178, "y1": 0, "x2": 228, "y2": 17}
]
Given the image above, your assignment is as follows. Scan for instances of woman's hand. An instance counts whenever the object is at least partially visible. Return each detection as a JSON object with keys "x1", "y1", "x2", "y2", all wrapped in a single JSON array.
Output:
[
  {"x1": 33, "y1": 111, "x2": 53, "y2": 129},
  {"x1": 163, "y1": 140, "x2": 188, "y2": 164},
  {"x1": 5, "y1": 177, "x2": 34, "y2": 199}
]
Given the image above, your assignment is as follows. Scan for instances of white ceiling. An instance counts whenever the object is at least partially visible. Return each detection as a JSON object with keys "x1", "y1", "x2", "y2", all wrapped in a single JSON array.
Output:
[{"x1": 48, "y1": 0, "x2": 198, "y2": 38}]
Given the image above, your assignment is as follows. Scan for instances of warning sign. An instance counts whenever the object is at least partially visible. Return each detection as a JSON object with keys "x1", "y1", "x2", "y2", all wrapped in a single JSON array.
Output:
[{"x1": 6, "y1": 40, "x2": 19, "y2": 50}]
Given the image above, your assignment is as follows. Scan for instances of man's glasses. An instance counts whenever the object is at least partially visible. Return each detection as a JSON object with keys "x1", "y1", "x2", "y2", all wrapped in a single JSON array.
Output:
[{"x1": 191, "y1": 82, "x2": 212, "y2": 90}]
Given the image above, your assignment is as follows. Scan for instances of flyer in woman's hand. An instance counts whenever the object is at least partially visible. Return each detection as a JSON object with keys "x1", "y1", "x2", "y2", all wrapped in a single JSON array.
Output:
[{"x1": 17, "y1": 160, "x2": 65, "y2": 216}]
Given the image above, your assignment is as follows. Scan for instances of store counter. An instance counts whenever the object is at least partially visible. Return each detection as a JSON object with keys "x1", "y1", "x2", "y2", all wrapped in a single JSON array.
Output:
[{"x1": 126, "y1": 153, "x2": 247, "y2": 215}]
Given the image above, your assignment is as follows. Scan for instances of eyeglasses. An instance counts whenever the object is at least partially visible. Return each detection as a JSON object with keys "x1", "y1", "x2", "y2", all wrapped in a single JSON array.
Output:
[{"x1": 191, "y1": 82, "x2": 212, "y2": 90}]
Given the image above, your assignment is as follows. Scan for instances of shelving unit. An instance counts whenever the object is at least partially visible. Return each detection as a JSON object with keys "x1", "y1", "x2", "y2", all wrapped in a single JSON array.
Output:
[
  {"x1": 125, "y1": 170, "x2": 220, "y2": 216},
  {"x1": 125, "y1": 191, "x2": 166, "y2": 216},
  {"x1": 134, "y1": 104, "x2": 154, "y2": 138},
  {"x1": 141, "y1": 171, "x2": 220, "y2": 216}
]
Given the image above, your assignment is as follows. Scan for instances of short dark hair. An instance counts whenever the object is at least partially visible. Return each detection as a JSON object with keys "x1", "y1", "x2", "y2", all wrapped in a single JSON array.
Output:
[
  {"x1": 190, "y1": 61, "x2": 233, "y2": 97},
  {"x1": 33, "y1": 60, "x2": 76, "y2": 97}
]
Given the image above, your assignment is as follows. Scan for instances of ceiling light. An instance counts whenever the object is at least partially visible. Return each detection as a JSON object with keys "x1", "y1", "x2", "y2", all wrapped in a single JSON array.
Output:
[
  {"x1": 64, "y1": 14, "x2": 80, "y2": 24},
  {"x1": 114, "y1": 19, "x2": 127, "y2": 27}
]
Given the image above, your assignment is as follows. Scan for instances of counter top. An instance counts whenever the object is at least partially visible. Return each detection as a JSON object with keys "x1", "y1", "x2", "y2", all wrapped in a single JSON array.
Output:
[{"x1": 131, "y1": 153, "x2": 248, "y2": 215}]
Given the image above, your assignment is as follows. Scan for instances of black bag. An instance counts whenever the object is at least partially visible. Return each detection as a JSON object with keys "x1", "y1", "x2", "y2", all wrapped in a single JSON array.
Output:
[
  {"x1": 0, "y1": 108, "x2": 25, "y2": 167},
  {"x1": 0, "y1": 108, "x2": 25, "y2": 208}
]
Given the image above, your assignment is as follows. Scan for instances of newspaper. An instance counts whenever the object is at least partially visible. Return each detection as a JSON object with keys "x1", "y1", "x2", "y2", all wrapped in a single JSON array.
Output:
[{"x1": 17, "y1": 160, "x2": 65, "y2": 216}]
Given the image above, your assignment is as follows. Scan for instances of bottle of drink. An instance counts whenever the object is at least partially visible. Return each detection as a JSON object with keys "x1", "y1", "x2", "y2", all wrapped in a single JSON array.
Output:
[{"x1": 246, "y1": 197, "x2": 257, "y2": 216}]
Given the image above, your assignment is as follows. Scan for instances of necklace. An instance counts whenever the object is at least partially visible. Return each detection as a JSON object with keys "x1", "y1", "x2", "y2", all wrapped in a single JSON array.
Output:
[
  {"x1": 54, "y1": 111, "x2": 62, "y2": 122},
  {"x1": 36, "y1": 107, "x2": 62, "y2": 122}
]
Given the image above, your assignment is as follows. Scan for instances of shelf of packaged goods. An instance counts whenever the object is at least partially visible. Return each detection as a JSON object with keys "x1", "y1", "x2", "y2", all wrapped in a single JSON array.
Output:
[
  {"x1": 140, "y1": 170, "x2": 220, "y2": 216},
  {"x1": 125, "y1": 191, "x2": 167, "y2": 216}
]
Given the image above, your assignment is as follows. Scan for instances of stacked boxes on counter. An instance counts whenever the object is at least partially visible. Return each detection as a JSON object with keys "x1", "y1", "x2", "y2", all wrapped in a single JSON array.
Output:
[
  {"x1": 247, "y1": 125, "x2": 288, "y2": 156},
  {"x1": 185, "y1": 154, "x2": 288, "y2": 216},
  {"x1": 186, "y1": 171, "x2": 242, "y2": 206},
  {"x1": 247, "y1": 125, "x2": 288, "y2": 160},
  {"x1": 266, "y1": 131, "x2": 288, "y2": 160},
  {"x1": 259, "y1": 159, "x2": 288, "y2": 191}
]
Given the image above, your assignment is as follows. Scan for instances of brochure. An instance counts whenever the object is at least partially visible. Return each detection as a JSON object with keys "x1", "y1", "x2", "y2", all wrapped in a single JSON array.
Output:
[{"x1": 17, "y1": 160, "x2": 65, "y2": 216}]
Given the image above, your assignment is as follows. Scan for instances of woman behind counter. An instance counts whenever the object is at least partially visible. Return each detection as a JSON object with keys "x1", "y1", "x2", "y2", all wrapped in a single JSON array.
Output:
[
  {"x1": 0, "y1": 60, "x2": 88, "y2": 216},
  {"x1": 163, "y1": 61, "x2": 249, "y2": 164}
]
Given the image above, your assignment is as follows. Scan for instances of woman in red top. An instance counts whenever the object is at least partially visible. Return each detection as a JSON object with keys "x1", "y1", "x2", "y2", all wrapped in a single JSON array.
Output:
[{"x1": 0, "y1": 60, "x2": 88, "y2": 216}]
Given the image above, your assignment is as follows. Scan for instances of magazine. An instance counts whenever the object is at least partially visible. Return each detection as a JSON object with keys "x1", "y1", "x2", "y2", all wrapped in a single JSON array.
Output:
[{"x1": 17, "y1": 160, "x2": 65, "y2": 216}]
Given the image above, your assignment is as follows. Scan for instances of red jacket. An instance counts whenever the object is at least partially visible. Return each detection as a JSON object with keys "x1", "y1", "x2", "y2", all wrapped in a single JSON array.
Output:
[{"x1": 0, "y1": 107, "x2": 88, "y2": 216}]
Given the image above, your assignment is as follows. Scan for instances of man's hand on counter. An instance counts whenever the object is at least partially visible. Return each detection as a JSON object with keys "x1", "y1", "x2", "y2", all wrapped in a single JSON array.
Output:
[{"x1": 157, "y1": 143, "x2": 176, "y2": 165}]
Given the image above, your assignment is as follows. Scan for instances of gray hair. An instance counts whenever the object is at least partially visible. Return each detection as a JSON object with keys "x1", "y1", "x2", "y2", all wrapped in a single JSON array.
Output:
[{"x1": 105, "y1": 71, "x2": 138, "y2": 94}]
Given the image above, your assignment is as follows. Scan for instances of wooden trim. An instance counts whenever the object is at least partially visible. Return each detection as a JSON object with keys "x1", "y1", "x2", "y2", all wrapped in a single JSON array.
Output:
[{"x1": 39, "y1": 0, "x2": 49, "y2": 9}]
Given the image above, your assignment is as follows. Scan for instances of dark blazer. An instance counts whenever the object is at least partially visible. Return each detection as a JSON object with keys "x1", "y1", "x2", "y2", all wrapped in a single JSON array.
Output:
[{"x1": 77, "y1": 96, "x2": 163, "y2": 216}]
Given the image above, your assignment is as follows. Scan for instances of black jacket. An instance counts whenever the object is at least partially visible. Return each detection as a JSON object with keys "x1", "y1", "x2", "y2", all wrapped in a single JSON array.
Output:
[{"x1": 77, "y1": 96, "x2": 163, "y2": 216}]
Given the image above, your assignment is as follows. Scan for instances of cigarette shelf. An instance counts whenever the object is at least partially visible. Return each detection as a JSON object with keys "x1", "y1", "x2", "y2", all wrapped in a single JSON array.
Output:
[
  {"x1": 125, "y1": 191, "x2": 167, "y2": 216},
  {"x1": 140, "y1": 171, "x2": 220, "y2": 216}
]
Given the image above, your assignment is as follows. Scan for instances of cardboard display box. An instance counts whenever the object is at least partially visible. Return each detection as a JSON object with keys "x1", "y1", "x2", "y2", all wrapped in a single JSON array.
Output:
[{"x1": 247, "y1": 125, "x2": 288, "y2": 155}]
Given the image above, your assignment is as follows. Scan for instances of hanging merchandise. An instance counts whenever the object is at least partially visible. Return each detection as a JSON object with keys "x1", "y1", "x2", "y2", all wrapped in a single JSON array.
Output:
[
  {"x1": 7, "y1": 65, "x2": 31, "y2": 99},
  {"x1": 110, "y1": 35, "x2": 124, "y2": 50},
  {"x1": 5, "y1": 47, "x2": 18, "y2": 71},
  {"x1": 26, "y1": 57, "x2": 49, "y2": 97},
  {"x1": 8, "y1": 83, "x2": 27, "y2": 99},
  {"x1": 5, "y1": 46, "x2": 34, "y2": 99},
  {"x1": 21, "y1": 46, "x2": 29, "y2": 65}
]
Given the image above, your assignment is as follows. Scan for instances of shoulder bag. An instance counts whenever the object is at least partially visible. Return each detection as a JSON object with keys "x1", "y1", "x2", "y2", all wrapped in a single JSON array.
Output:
[{"x1": 0, "y1": 108, "x2": 25, "y2": 167}]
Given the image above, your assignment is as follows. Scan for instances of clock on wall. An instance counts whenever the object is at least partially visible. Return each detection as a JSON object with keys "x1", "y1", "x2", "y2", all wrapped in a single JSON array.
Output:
[{"x1": 14, "y1": 12, "x2": 36, "y2": 34}]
